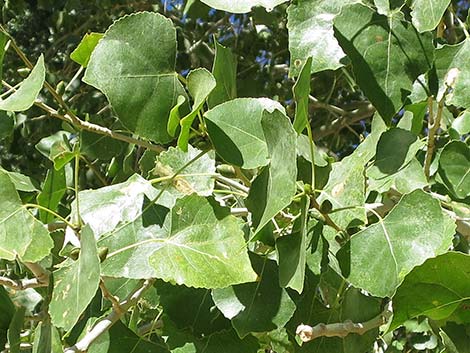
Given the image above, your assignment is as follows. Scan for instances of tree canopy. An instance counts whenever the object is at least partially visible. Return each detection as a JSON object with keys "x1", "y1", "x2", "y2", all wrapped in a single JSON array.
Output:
[{"x1": 1, "y1": 0, "x2": 470, "y2": 352}]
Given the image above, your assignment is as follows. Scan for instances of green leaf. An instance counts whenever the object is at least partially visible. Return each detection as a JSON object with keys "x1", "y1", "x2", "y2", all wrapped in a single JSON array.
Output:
[
  {"x1": 204, "y1": 98, "x2": 284, "y2": 169},
  {"x1": 317, "y1": 115, "x2": 386, "y2": 229},
  {"x1": 0, "y1": 170, "x2": 52, "y2": 262},
  {"x1": 32, "y1": 322, "x2": 62, "y2": 353},
  {"x1": 391, "y1": 252, "x2": 470, "y2": 330},
  {"x1": 451, "y1": 111, "x2": 470, "y2": 136},
  {"x1": 107, "y1": 320, "x2": 170, "y2": 353},
  {"x1": 156, "y1": 281, "x2": 231, "y2": 336},
  {"x1": 438, "y1": 141, "x2": 470, "y2": 199},
  {"x1": 0, "y1": 111, "x2": 14, "y2": 140},
  {"x1": 70, "y1": 32, "x2": 103, "y2": 67},
  {"x1": 440, "y1": 322, "x2": 470, "y2": 353},
  {"x1": 287, "y1": 0, "x2": 357, "y2": 75},
  {"x1": 334, "y1": 4, "x2": 434, "y2": 122},
  {"x1": 49, "y1": 225, "x2": 100, "y2": 331},
  {"x1": 0, "y1": 55, "x2": 45, "y2": 112},
  {"x1": 368, "y1": 158, "x2": 428, "y2": 194},
  {"x1": 7, "y1": 306, "x2": 25, "y2": 353},
  {"x1": 212, "y1": 255, "x2": 296, "y2": 337},
  {"x1": 292, "y1": 57, "x2": 312, "y2": 133},
  {"x1": 208, "y1": 41, "x2": 237, "y2": 109},
  {"x1": 37, "y1": 167, "x2": 66, "y2": 223},
  {"x1": 83, "y1": 12, "x2": 188, "y2": 143},
  {"x1": 434, "y1": 39, "x2": 470, "y2": 109},
  {"x1": 276, "y1": 195, "x2": 309, "y2": 293},
  {"x1": 410, "y1": 0, "x2": 451, "y2": 33},
  {"x1": 0, "y1": 32, "x2": 8, "y2": 81},
  {"x1": 317, "y1": 153, "x2": 367, "y2": 230},
  {"x1": 297, "y1": 134, "x2": 328, "y2": 167},
  {"x1": 0, "y1": 287, "x2": 15, "y2": 349},
  {"x1": 99, "y1": 194, "x2": 257, "y2": 288},
  {"x1": 199, "y1": 0, "x2": 288, "y2": 13},
  {"x1": 153, "y1": 145, "x2": 216, "y2": 197},
  {"x1": 246, "y1": 109, "x2": 297, "y2": 233},
  {"x1": 1, "y1": 168, "x2": 38, "y2": 192},
  {"x1": 72, "y1": 174, "x2": 174, "y2": 238},
  {"x1": 167, "y1": 95, "x2": 186, "y2": 137},
  {"x1": 368, "y1": 128, "x2": 425, "y2": 179},
  {"x1": 178, "y1": 68, "x2": 216, "y2": 151},
  {"x1": 339, "y1": 190, "x2": 455, "y2": 297}
]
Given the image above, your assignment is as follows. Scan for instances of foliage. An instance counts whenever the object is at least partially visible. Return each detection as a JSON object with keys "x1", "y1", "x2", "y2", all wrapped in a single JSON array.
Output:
[{"x1": 0, "y1": 0, "x2": 470, "y2": 352}]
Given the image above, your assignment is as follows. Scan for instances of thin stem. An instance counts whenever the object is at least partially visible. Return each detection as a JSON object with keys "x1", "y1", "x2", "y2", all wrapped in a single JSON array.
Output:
[
  {"x1": 74, "y1": 153, "x2": 82, "y2": 228},
  {"x1": 23, "y1": 203, "x2": 76, "y2": 230},
  {"x1": 310, "y1": 198, "x2": 343, "y2": 232},
  {"x1": 424, "y1": 96, "x2": 445, "y2": 181},
  {"x1": 306, "y1": 121, "x2": 316, "y2": 190}
]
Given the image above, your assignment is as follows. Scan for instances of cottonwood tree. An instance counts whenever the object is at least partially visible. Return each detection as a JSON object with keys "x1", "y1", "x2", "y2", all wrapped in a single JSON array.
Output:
[{"x1": 0, "y1": 0, "x2": 470, "y2": 352}]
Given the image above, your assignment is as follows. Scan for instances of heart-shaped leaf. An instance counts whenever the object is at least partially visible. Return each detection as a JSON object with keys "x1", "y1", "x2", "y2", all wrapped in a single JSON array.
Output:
[
  {"x1": 438, "y1": 141, "x2": 470, "y2": 199},
  {"x1": 391, "y1": 252, "x2": 470, "y2": 330},
  {"x1": 84, "y1": 12, "x2": 188, "y2": 143},
  {"x1": 339, "y1": 190, "x2": 455, "y2": 297}
]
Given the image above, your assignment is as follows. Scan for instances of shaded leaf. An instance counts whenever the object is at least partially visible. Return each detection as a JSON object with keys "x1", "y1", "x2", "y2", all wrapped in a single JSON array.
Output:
[
  {"x1": 276, "y1": 195, "x2": 310, "y2": 293},
  {"x1": 391, "y1": 252, "x2": 470, "y2": 330},
  {"x1": 208, "y1": 41, "x2": 237, "y2": 108},
  {"x1": 334, "y1": 4, "x2": 434, "y2": 121},
  {"x1": 246, "y1": 109, "x2": 297, "y2": 233},
  {"x1": 0, "y1": 55, "x2": 45, "y2": 112},
  {"x1": 157, "y1": 280, "x2": 230, "y2": 336},
  {"x1": 32, "y1": 322, "x2": 62, "y2": 353},
  {"x1": 0, "y1": 170, "x2": 52, "y2": 262},
  {"x1": 37, "y1": 167, "x2": 66, "y2": 223},
  {"x1": 292, "y1": 57, "x2": 312, "y2": 133},
  {"x1": 84, "y1": 12, "x2": 188, "y2": 143},
  {"x1": 339, "y1": 190, "x2": 455, "y2": 297},
  {"x1": 7, "y1": 306, "x2": 25, "y2": 353},
  {"x1": 438, "y1": 141, "x2": 470, "y2": 199},
  {"x1": 368, "y1": 127, "x2": 425, "y2": 179},
  {"x1": 204, "y1": 98, "x2": 284, "y2": 169},
  {"x1": 212, "y1": 255, "x2": 296, "y2": 337},
  {"x1": 49, "y1": 226, "x2": 100, "y2": 331}
]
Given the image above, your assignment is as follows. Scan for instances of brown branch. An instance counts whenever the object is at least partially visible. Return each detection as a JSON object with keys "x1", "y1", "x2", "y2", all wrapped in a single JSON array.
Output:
[
  {"x1": 310, "y1": 97, "x2": 376, "y2": 139},
  {"x1": 0, "y1": 276, "x2": 47, "y2": 290},
  {"x1": 296, "y1": 309, "x2": 392, "y2": 342}
]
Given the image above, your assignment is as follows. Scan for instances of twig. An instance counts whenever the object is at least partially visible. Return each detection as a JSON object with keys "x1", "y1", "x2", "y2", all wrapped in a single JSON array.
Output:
[
  {"x1": 99, "y1": 280, "x2": 123, "y2": 313},
  {"x1": 0, "y1": 276, "x2": 47, "y2": 290},
  {"x1": 214, "y1": 175, "x2": 250, "y2": 194},
  {"x1": 423, "y1": 95, "x2": 444, "y2": 180},
  {"x1": 64, "y1": 279, "x2": 155, "y2": 353},
  {"x1": 296, "y1": 309, "x2": 392, "y2": 342},
  {"x1": 310, "y1": 198, "x2": 343, "y2": 232}
]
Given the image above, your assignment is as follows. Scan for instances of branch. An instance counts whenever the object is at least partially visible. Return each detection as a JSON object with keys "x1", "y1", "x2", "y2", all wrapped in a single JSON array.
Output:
[
  {"x1": 296, "y1": 309, "x2": 392, "y2": 342},
  {"x1": 0, "y1": 262, "x2": 50, "y2": 290},
  {"x1": 0, "y1": 276, "x2": 46, "y2": 290},
  {"x1": 64, "y1": 279, "x2": 155, "y2": 353},
  {"x1": 310, "y1": 96, "x2": 376, "y2": 139}
]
